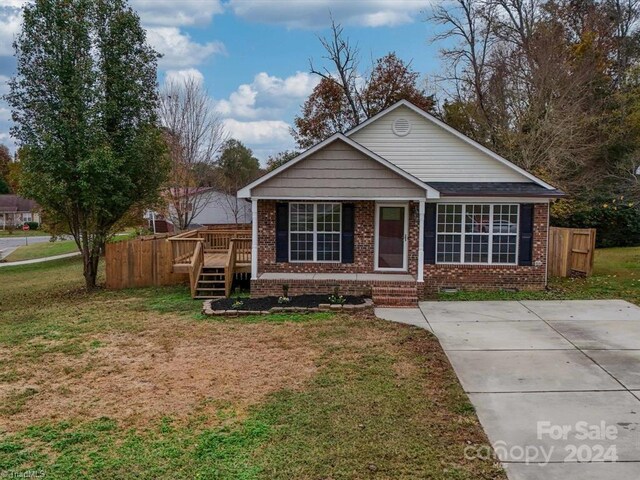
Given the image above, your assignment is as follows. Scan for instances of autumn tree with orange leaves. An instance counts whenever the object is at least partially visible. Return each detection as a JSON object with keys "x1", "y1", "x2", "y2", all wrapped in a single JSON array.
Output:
[{"x1": 293, "y1": 21, "x2": 434, "y2": 148}]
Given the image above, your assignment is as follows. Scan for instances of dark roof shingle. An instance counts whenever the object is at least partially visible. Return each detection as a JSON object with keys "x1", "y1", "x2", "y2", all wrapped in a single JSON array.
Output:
[
  {"x1": 0, "y1": 195, "x2": 38, "y2": 213},
  {"x1": 426, "y1": 182, "x2": 564, "y2": 198}
]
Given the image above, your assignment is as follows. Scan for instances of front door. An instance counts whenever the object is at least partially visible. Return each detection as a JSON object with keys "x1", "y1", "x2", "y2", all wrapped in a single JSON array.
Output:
[{"x1": 375, "y1": 204, "x2": 408, "y2": 271}]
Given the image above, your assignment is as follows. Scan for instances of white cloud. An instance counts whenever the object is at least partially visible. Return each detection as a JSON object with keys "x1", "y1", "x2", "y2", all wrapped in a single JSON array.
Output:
[
  {"x1": 0, "y1": 106, "x2": 10, "y2": 122},
  {"x1": 146, "y1": 27, "x2": 225, "y2": 69},
  {"x1": 131, "y1": 0, "x2": 223, "y2": 27},
  {"x1": 0, "y1": 75, "x2": 9, "y2": 95},
  {"x1": 223, "y1": 118, "x2": 292, "y2": 145},
  {"x1": 216, "y1": 71, "x2": 319, "y2": 120},
  {"x1": 228, "y1": 0, "x2": 427, "y2": 28},
  {"x1": 164, "y1": 68, "x2": 205, "y2": 86},
  {"x1": 0, "y1": 7, "x2": 22, "y2": 56}
]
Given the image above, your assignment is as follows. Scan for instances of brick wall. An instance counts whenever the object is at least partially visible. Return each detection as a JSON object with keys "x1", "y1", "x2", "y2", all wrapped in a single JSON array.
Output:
[
  {"x1": 257, "y1": 199, "x2": 420, "y2": 275},
  {"x1": 422, "y1": 203, "x2": 549, "y2": 295},
  {"x1": 254, "y1": 200, "x2": 549, "y2": 299}
]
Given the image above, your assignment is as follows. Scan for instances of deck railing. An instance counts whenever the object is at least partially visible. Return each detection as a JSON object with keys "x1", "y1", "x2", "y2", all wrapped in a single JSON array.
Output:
[
  {"x1": 188, "y1": 241, "x2": 204, "y2": 298},
  {"x1": 224, "y1": 238, "x2": 252, "y2": 297},
  {"x1": 167, "y1": 226, "x2": 253, "y2": 297}
]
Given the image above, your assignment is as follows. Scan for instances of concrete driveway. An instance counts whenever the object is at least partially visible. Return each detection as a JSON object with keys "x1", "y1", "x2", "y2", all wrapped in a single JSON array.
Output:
[{"x1": 402, "y1": 300, "x2": 640, "y2": 479}]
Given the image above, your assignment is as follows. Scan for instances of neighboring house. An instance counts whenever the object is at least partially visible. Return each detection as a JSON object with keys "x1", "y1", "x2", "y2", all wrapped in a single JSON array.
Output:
[
  {"x1": 0, "y1": 194, "x2": 40, "y2": 229},
  {"x1": 165, "y1": 187, "x2": 251, "y2": 229},
  {"x1": 238, "y1": 100, "x2": 563, "y2": 305}
]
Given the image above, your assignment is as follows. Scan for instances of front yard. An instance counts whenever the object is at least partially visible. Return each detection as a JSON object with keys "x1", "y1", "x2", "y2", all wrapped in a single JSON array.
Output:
[{"x1": 0, "y1": 259, "x2": 503, "y2": 479}]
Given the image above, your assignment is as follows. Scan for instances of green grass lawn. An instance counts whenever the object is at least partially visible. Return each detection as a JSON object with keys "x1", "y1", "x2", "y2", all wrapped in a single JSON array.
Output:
[
  {"x1": 0, "y1": 229, "x2": 49, "y2": 237},
  {"x1": 0, "y1": 258, "x2": 503, "y2": 479},
  {"x1": 3, "y1": 240, "x2": 78, "y2": 262},
  {"x1": 440, "y1": 246, "x2": 640, "y2": 305}
]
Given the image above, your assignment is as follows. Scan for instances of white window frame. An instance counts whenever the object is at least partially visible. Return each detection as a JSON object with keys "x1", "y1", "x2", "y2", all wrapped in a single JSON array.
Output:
[
  {"x1": 289, "y1": 202, "x2": 342, "y2": 263},
  {"x1": 435, "y1": 203, "x2": 520, "y2": 265}
]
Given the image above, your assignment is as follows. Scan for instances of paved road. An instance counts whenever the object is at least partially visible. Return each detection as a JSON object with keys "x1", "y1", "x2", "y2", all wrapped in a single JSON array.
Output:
[
  {"x1": 377, "y1": 300, "x2": 640, "y2": 480},
  {"x1": 0, "y1": 235, "x2": 54, "y2": 260}
]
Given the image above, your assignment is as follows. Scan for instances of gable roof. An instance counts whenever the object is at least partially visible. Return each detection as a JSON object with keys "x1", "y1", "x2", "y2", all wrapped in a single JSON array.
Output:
[
  {"x1": 237, "y1": 133, "x2": 440, "y2": 199},
  {"x1": 346, "y1": 99, "x2": 556, "y2": 190}
]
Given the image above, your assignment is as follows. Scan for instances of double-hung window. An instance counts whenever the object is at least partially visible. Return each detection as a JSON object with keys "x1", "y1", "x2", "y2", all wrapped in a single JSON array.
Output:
[
  {"x1": 290, "y1": 203, "x2": 341, "y2": 262},
  {"x1": 436, "y1": 204, "x2": 519, "y2": 264}
]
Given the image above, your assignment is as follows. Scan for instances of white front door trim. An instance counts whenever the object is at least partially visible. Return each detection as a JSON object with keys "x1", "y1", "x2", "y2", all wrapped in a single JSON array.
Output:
[{"x1": 374, "y1": 202, "x2": 409, "y2": 272}]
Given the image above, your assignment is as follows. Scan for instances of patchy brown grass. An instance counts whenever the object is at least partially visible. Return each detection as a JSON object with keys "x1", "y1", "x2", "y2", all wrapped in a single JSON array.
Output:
[
  {"x1": 0, "y1": 313, "x2": 320, "y2": 432},
  {"x1": 0, "y1": 258, "x2": 504, "y2": 479}
]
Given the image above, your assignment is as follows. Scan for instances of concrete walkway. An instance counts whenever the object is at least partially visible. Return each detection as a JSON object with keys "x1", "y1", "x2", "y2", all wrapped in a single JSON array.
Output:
[
  {"x1": 376, "y1": 300, "x2": 640, "y2": 480},
  {"x1": 0, "y1": 251, "x2": 81, "y2": 267}
]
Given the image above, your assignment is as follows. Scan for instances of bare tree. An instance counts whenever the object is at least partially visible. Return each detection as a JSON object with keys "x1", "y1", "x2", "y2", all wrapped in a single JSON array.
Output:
[
  {"x1": 309, "y1": 17, "x2": 363, "y2": 123},
  {"x1": 159, "y1": 77, "x2": 226, "y2": 230}
]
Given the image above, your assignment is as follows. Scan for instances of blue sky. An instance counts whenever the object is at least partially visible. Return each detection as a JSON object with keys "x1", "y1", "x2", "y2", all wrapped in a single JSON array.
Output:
[{"x1": 0, "y1": 0, "x2": 448, "y2": 163}]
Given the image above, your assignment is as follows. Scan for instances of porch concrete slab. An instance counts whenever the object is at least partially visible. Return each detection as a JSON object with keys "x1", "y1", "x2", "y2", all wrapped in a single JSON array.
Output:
[
  {"x1": 356, "y1": 273, "x2": 415, "y2": 282},
  {"x1": 447, "y1": 350, "x2": 622, "y2": 393},
  {"x1": 259, "y1": 272, "x2": 312, "y2": 280},
  {"x1": 588, "y1": 350, "x2": 640, "y2": 390},
  {"x1": 550, "y1": 320, "x2": 640, "y2": 350},
  {"x1": 313, "y1": 273, "x2": 358, "y2": 281},
  {"x1": 521, "y1": 299, "x2": 640, "y2": 321},
  {"x1": 430, "y1": 321, "x2": 574, "y2": 351},
  {"x1": 504, "y1": 462, "x2": 640, "y2": 480},
  {"x1": 374, "y1": 308, "x2": 431, "y2": 332},
  {"x1": 420, "y1": 301, "x2": 539, "y2": 323},
  {"x1": 469, "y1": 391, "x2": 640, "y2": 462}
]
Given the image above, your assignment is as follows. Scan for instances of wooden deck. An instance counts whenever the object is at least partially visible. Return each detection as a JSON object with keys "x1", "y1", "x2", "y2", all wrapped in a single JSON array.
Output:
[
  {"x1": 167, "y1": 226, "x2": 252, "y2": 298},
  {"x1": 203, "y1": 252, "x2": 251, "y2": 272}
]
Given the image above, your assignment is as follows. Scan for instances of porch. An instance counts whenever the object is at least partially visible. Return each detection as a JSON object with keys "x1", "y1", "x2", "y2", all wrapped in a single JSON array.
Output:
[
  {"x1": 252, "y1": 272, "x2": 419, "y2": 306},
  {"x1": 168, "y1": 225, "x2": 252, "y2": 298}
]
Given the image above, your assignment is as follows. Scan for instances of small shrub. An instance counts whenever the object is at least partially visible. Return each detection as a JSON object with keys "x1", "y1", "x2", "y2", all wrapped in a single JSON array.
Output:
[
  {"x1": 25, "y1": 221, "x2": 39, "y2": 230},
  {"x1": 328, "y1": 286, "x2": 346, "y2": 305},
  {"x1": 231, "y1": 298, "x2": 244, "y2": 310},
  {"x1": 277, "y1": 296, "x2": 290, "y2": 304}
]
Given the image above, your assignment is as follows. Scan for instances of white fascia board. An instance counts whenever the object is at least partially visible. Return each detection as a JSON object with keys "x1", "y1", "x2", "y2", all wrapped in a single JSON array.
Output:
[
  {"x1": 345, "y1": 99, "x2": 557, "y2": 191},
  {"x1": 251, "y1": 196, "x2": 428, "y2": 201}
]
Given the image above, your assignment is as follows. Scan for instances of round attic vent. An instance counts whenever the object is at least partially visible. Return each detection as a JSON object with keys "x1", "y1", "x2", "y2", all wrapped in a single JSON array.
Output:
[{"x1": 392, "y1": 117, "x2": 411, "y2": 137}]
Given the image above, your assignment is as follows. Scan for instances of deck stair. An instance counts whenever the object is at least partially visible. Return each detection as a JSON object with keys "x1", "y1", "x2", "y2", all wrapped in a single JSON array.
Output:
[
  {"x1": 168, "y1": 226, "x2": 252, "y2": 299},
  {"x1": 194, "y1": 267, "x2": 226, "y2": 299}
]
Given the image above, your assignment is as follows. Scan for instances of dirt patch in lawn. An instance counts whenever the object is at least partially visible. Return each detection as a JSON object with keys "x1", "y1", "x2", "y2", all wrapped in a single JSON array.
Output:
[{"x1": 0, "y1": 315, "x2": 320, "y2": 432}]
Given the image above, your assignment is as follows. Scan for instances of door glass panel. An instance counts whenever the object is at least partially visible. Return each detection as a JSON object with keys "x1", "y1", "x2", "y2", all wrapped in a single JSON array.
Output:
[{"x1": 378, "y1": 206, "x2": 405, "y2": 269}]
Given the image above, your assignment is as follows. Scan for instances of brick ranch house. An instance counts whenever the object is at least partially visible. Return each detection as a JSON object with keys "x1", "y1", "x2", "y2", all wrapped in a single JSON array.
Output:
[{"x1": 238, "y1": 100, "x2": 563, "y2": 305}]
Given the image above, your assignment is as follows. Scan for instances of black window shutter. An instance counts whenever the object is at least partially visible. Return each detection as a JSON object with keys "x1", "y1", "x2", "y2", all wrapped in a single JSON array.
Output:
[
  {"x1": 424, "y1": 203, "x2": 437, "y2": 264},
  {"x1": 519, "y1": 203, "x2": 534, "y2": 266},
  {"x1": 341, "y1": 203, "x2": 355, "y2": 263},
  {"x1": 275, "y1": 203, "x2": 289, "y2": 263}
]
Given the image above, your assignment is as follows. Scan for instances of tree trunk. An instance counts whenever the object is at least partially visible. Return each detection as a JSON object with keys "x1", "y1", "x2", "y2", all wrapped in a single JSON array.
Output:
[{"x1": 81, "y1": 239, "x2": 102, "y2": 290}]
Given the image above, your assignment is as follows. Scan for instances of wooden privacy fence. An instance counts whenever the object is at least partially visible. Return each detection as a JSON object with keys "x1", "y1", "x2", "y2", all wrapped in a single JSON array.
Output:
[
  {"x1": 548, "y1": 227, "x2": 596, "y2": 277},
  {"x1": 105, "y1": 233, "x2": 188, "y2": 289}
]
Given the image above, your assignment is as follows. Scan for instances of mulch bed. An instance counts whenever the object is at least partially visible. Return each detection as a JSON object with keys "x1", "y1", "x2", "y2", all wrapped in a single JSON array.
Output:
[{"x1": 210, "y1": 295, "x2": 366, "y2": 311}]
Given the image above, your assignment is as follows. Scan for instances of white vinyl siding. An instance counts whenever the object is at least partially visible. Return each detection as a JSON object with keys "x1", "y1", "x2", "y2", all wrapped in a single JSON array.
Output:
[
  {"x1": 350, "y1": 105, "x2": 531, "y2": 183},
  {"x1": 436, "y1": 204, "x2": 519, "y2": 265},
  {"x1": 289, "y1": 203, "x2": 341, "y2": 262}
]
